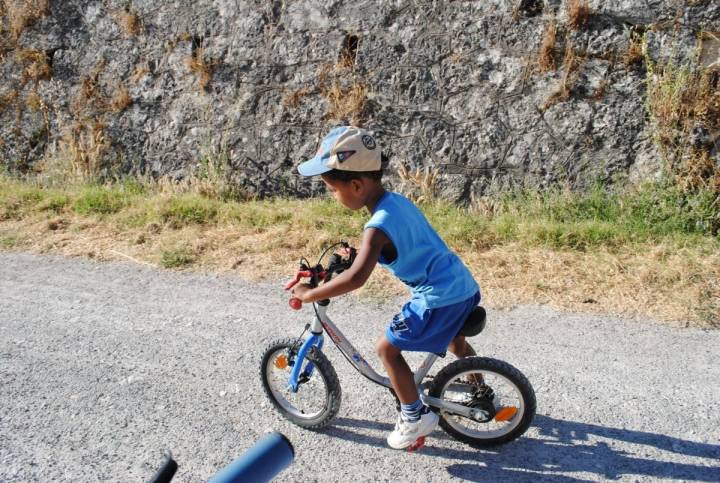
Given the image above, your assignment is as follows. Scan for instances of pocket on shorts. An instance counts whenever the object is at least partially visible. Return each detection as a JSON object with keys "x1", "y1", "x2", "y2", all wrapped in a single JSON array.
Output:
[{"x1": 389, "y1": 300, "x2": 430, "y2": 339}]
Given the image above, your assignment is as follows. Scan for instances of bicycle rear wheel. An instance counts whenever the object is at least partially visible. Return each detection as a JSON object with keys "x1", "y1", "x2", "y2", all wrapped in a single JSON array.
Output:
[
  {"x1": 429, "y1": 357, "x2": 536, "y2": 447},
  {"x1": 260, "y1": 338, "x2": 342, "y2": 429}
]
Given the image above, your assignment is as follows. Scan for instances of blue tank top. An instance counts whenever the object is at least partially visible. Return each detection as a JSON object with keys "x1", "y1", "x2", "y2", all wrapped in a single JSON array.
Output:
[{"x1": 364, "y1": 192, "x2": 480, "y2": 309}]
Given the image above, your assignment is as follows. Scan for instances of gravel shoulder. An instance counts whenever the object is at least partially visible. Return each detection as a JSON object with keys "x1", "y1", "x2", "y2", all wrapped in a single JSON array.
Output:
[{"x1": 1, "y1": 252, "x2": 719, "y2": 482}]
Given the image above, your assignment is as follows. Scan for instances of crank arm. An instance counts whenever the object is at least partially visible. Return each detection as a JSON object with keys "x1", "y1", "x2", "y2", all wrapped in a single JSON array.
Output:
[{"x1": 420, "y1": 395, "x2": 491, "y2": 421}]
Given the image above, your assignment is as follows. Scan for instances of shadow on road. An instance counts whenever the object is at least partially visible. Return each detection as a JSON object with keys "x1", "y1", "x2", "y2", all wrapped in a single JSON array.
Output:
[{"x1": 323, "y1": 414, "x2": 720, "y2": 481}]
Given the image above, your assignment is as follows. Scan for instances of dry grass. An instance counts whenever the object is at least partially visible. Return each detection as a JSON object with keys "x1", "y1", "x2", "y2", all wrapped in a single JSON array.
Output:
[
  {"x1": 397, "y1": 165, "x2": 438, "y2": 203},
  {"x1": 114, "y1": 8, "x2": 142, "y2": 36},
  {"x1": 623, "y1": 34, "x2": 645, "y2": 68},
  {"x1": 282, "y1": 87, "x2": 311, "y2": 108},
  {"x1": 24, "y1": 89, "x2": 42, "y2": 111},
  {"x1": 646, "y1": 56, "x2": 720, "y2": 193},
  {"x1": 80, "y1": 58, "x2": 107, "y2": 102},
  {"x1": 0, "y1": 89, "x2": 19, "y2": 112},
  {"x1": 16, "y1": 48, "x2": 51, "y2": 84},
  {"x1": 47, "y1": 120, "x2": 111, "y2": 181},
  {"x1": 543, "y1": 44, "x2": 582, "y2": 109},
  {"x1": 538, "y1": 21, "x2": 557, "y2": 73},
  {"x1": 184, "y1": 46, "x2": 213, "y2": 91},
  {"x1": 0, "y1": 199, "x2": 717, "y2": 327},
  {"x1": 567, "y1": 0, "x2": 591, "y2": 30},
  {"x1": 3, "y1": 0, "x2": 49, "y2": 41},
  {"x1": 110, "y1": 84, "x2": 132, "y2": 112},
  {"x1": 130, "y1": 63, "x2": 150, "y2": 83},
  {"x1": 323, "y1": 80, "x2": 367, "y2": 123}
]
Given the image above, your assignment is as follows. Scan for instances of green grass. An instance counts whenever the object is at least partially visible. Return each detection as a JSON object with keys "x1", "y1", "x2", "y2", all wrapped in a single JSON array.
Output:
[
  {"x1": 160, "y1": 246, "x2": 196, "y2": 268},
  {"x1": 72, "y1": 185, "x2": 134, "y2": 215},
  {"x1": 0, "y1": 174, "x2": 717, "y2": 251}
]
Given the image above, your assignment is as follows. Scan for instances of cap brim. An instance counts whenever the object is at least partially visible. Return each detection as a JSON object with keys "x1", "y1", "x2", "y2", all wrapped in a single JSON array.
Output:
[{"x1": 297, "y1": 156, "x2": 332, "y2": 176}]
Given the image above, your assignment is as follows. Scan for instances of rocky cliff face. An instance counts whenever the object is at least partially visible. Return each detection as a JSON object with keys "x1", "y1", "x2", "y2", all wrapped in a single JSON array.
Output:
[{"x1": 1, "y1": 1, "x2": 718, "y2": 200}]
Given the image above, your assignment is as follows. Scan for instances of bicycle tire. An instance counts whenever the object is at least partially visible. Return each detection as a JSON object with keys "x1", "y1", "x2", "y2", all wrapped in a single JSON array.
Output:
[
  {"x1": 429, "y1": 356, "x2": 536, "y2": 447},
  {"x1": 260, "y1": 338, "x2": 342, "y2": 429}
]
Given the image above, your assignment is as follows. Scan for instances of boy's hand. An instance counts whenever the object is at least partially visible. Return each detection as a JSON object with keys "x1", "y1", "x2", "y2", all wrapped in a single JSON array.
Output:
[{"x1": 292, "y1": 283, "x2": 313, "y2": 302}]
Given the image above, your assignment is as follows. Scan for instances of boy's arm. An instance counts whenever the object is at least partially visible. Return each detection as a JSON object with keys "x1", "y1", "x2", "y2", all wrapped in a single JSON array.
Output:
[{"x1": 292, "y1": 228, "x2": 389, "y2": 303}]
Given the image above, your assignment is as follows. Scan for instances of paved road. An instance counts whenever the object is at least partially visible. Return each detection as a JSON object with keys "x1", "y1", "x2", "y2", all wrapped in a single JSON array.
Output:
[{"x1": 1, "y1": 252, "x2": 719, "y2": 482}]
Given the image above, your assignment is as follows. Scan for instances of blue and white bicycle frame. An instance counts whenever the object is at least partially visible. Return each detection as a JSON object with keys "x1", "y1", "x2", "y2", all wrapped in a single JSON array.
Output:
[{"x1": 288, "y1": 302, "x2": 489, "y2": 422}]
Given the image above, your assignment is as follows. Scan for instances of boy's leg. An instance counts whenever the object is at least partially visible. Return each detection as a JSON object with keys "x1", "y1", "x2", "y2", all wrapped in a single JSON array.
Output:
[
  {"x1": 376, "y1": 335, "x2": 439, "y2": 449},
  {"x1": 448, "y1": 334, "x2": 476, "y2": 358},
  {"x1": 448, "y1": 334, "x2": 483, "y2": 384},
  {"x1": 375, "y1": 335, "x2": 418, "y2": 403}
]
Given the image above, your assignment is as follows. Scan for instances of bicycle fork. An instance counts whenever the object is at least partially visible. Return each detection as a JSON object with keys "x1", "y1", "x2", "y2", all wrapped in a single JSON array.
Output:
[{"x1": 287, "y1": 318, "x2": 325, "y2": 392}]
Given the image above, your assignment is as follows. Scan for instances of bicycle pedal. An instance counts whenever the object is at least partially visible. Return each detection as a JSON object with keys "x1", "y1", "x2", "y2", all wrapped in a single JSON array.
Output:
[{"x1": 407, "y1": 436, "x2": 426, "y2": 452}]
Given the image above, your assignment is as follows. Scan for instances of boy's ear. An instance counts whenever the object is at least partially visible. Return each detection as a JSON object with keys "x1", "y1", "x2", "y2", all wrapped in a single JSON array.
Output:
[{"x1": 350, "y1": 178, "x2": 364, "y2": 192}]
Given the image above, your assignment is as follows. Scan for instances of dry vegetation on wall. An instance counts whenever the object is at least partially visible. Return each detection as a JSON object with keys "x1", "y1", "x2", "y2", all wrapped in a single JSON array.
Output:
[
  {"x1": 3, "y1": 0, "x2": 49, "y2": 41},
  {"x1": 538, "y1": 21, "x2": 557, "y2": 72},
  {"x1": 645, "y1": 48, "x2": 720, "y2": 196},
  {"x1": 543, "y1": 44, "x2": 583, "y2": 110},
  {"x1": 184, "y1": 46, "x2": 213, "y2": 91},
  {"x1": 110, "y1": 83, "x2": 132, "y2": 112},
  {"x1": 16, "y1": 48, "x2": 51, "y2": 84},
  {"x1": 114, "y1": 8, "x2": 142, "y2": 37},
  {"x1": 567, "y1": 0, "x2": 591, "y2": 30}
]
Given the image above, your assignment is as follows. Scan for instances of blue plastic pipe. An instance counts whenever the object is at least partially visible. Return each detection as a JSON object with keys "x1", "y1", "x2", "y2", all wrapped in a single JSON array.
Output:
[{"x1": 208, "y1": 432, "x2": 295, "y2": 483}]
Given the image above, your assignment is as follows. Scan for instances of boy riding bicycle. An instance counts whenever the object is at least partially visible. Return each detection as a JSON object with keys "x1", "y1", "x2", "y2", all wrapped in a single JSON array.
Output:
[{"x1": 292, "y1": 126, "x2": 482, "y2": 450}]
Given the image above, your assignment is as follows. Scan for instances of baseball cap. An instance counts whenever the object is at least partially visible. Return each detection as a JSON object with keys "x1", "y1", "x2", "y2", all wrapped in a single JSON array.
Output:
[{"x1": 297, "y1": 126, "x2": 381, "y2": 176}]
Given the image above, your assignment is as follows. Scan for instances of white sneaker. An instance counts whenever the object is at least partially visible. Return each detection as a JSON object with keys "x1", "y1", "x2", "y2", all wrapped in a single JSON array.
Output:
[{"x1": 387, "y1": 409, "x2": 439, "y2": 449}]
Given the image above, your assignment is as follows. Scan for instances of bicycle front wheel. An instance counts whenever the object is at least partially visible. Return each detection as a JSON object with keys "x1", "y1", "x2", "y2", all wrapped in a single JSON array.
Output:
[
  {"x1": 429, "y1": 357, "x2": 536, "y2": 447},
  {"x1": 260, "y1": 338, "x2": 342, "y2": 429}
]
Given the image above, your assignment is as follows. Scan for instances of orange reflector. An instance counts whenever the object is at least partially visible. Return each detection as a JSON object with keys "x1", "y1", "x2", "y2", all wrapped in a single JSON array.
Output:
[
  {"x1": 494, "y1": 407, "x2": 518, "y2": 422},
  {"x1": 274, "y1": 355, "x2": 289, "y2": 369}
]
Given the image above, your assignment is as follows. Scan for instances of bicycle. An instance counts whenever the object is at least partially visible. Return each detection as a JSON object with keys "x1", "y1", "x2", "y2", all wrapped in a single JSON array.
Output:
[{"x1": 260, "y1": 242, "x2": 536, "y2": 450}]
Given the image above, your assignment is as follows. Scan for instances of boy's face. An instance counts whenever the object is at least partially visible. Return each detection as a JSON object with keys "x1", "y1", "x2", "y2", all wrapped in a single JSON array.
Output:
[{"x1": 321, "y1": 175, "x2": 366, "y2": 210}]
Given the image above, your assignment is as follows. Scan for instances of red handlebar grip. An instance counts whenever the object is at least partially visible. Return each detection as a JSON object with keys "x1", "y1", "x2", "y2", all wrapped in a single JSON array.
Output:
[{"x1": 289, "y1": 297, "x2": 302, "y2": 310}]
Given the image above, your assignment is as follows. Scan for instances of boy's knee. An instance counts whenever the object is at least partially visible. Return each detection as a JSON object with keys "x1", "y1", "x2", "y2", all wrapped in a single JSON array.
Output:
[{"x1": 376, "y1": 335, "x2": 400, "y2": 362}]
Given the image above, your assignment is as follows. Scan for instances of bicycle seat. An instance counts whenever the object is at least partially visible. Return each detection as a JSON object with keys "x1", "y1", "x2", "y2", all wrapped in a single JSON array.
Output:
[{"x1": 459, "y1": 306, "x2": 486, "y2": 337}]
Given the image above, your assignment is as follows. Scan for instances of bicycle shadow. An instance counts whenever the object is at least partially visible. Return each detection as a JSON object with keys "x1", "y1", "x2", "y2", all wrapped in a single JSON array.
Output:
[{"x1": 322, "y1": 415, "x2": 720, "y2": 482}]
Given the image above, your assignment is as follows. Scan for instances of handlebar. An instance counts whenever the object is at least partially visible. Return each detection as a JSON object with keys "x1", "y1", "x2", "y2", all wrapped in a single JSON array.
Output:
[{"x1": 285, "y1": 242, "x2": 357, "y2": 310}]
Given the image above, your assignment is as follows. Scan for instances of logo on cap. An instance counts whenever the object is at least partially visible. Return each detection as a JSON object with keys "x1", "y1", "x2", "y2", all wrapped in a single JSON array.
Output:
[
  {"x1": 361, "y1": 135, "x2": 376, "y2": 150},
  {"x1": 336, "y1": 150, "x2": 355, "y2": 163}
]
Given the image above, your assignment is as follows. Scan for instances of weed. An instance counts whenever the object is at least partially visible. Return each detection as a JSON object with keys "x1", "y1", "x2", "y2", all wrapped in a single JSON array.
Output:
[
  {"x1": 323, "y1": 80, "x2": 367, "y2": 123},
  {"x1": 130, "y1": 63, "x2": 150, "y2": 83},
  {"x1": 567, "y1": 0, "x2": 590, "y2": 30},
  {"x1": 16, "y1": 48, "x2": 51, "y2": 84},
  {"x1": 538, "y1": 21, "x2": 557, "y2": 73},
  {"x1": 623, "y1": 35, "x2": 645, "y2": 68},
  {"x1": 38, "y1": 193, "x2": 69, "y2": 212},
  {"x1": 160, "y1": 246, "x2": 195, "y2": 268},
  {"x1": 397, "y1": 165, "x2": 438, "y2": 203},
  {"x1": 543, "y1": 44, "x2": 583, "y2": 110},
  {"x1": 159, "y1": 195, "x2": 218, "y2": 227},
  {"x1": 4, "y1": 0, "x2": 49, "y2": 41},
  {"x1": 645, "y1": 48, "x2": 720, "y2": 195},
  {"x1": 1, "y1": 235, "x2": 20, "y2": 248},
  {"x1": 60, "y1": 119, "x2": 110, "y2": 180},
  {"x1": 114, "y1": 8, "x2": 141, "y2": 36},
  {"x1": 110, "y1": 84, "x2": 132, "y2": 112},
  {"x1": 184, "y1": 46, "x2": 213, "y2": 91},
  {"x1": 282, "y1": 87, "x2": 311, "y2": 108},
  {"x1": 24, "y1": 89, "x2": 43, "y2": 111},
  {"x1": 72, "y1": 185, "x2": 130, "y2": 215},
  {"x1": 76, "y1": 58, "x2": 108, "y2": 113},
  {"x1": 0, "y1": 89, "x2": 19, "y2": 112}
]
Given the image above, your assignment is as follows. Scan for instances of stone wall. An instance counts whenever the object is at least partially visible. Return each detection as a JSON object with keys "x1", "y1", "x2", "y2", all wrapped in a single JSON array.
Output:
[{"x1": 1, "y1": 0, "x2": 719, "y2": 200}]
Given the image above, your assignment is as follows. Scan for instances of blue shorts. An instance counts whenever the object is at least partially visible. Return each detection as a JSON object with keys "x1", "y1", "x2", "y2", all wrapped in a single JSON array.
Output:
[{"x1": 385, "y1": 292, "x2": 481, "y2": 353}]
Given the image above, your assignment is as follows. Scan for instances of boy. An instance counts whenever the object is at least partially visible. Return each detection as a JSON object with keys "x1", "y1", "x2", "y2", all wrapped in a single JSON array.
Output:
[{"x1": 292, "y1": 126, "x2": 481, "y2": 449}]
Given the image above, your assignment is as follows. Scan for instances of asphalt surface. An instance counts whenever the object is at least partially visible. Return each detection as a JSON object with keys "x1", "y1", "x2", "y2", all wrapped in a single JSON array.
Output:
[{"x1": 1, "y1": 252, "x2": 719, "y2": 482}]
